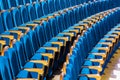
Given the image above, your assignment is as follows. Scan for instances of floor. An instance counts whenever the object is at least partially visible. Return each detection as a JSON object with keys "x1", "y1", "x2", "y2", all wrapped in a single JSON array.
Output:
[
  {"x1": 101, "y1": 48, "x2": 120, "y2": 80},
  {"x1": 52, "y1": 48, "x2": 120, "y2": 80}
]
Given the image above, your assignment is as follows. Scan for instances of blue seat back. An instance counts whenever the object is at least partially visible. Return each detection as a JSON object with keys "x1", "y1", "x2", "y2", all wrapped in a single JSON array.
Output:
[
  {"x1": 48, "y1": 18, "x2": 59, "y2": 37},
  {"x1": 23, "y1": 0, "x2": 30, "y2": 4},
  {"x1": 20, "y1": 34, "x2": 34, "y2": 60},
  {"x1": 27, "y1": 30, "x2": 39, "y2": 52},
  {"x1": 41, "y1": 21, "x2": 52, "y2": 42},
  {"x1": 13, "y1": 41, "x2": 27, "y2": 69},
  {"x1": 48, "y1": 0, "x2": 55, "y2": 13},
  {"x1": 16, "y1": 0, "x2": 24, "y2": 6},
  {"x1": 58, "y1": 0, "x2": 65, "y2": 9},
  {"x1": 1, "y1": 10, "x2": 14, "y2": 31},
  {"x1": 4, "y1": 48, "x2": 20, "y2": 79},
  {"x1": 41, "y1": 1, "x2": 49, "y2": 15},
  {"x1": 0, "y1": 15, "x2": 5, "y2": 34},
  {"x1": 11, "y1": 8, "x2": 23, "y2": 27},
  {"x1": 54, "y1": 0, "x2": 60, "y2": 11},
  {"x1": 34, "y1": 3, "x2": 43, "y2": 18},
  {"x1": 8, "y1": 0, "x2": 17, "y2": 8},
  {"x1": 30, "y1": 0, "x2": 36, "y2": 3},
  {"x1": 0, "y1": 56, "x2": 12, "y2": 80},
  {"x1": 27, "y1": 5, "x2": 37, "y2": 21},
  {"x1": 0, "y1": 0, "x2": 9, "y2": 10},
  {"x1": 19, "y1": 6, "x2": 30, "y2": 23},
  {"x1": 34, "y1": 26, "x2": 45, "y2": 47}
]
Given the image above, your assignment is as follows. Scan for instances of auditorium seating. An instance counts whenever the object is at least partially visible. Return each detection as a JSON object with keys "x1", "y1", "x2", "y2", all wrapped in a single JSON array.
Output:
[
  {"x1": 79, "y1": 24, "x2": 120, "y2": 80},
  {"x1": 0, "y1": 0, "x2": 120, "y2": 80},
  {"x1": 60, "y1": 7, "x2": 120, "y2": 80}
]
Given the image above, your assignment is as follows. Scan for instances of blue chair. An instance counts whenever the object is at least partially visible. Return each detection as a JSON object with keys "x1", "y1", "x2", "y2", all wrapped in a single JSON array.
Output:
[
  {"x1": 0, "y1": 56, "x2": 12, "y2": 80},
  {"x1": 48, "y1": 0, "x2": 55, "y2": 13},
  {"x1": 23, "y1": 0, "x2": 31, "y2": 5},
  {"x1": 16, "y1": 0, "x2": 24, "y2": 6},
  {"x1": 33, "y1": 3, "x2": 44, "y2": 18},
  {"x1": 54, "y1": 0, "x2": 61, "y2": 11},
  {"x1": 41, "y1": 1, "x2": 49, "y2": 15},
  {"x1": 4, "y1": 47, "x2": 46, "y2": 79},
  {"x1": 0, "y1": 0, "x2": 9, "y2": 10},
  {"x1": 8, "y1": 0, "x2": 17, "y2": 8}
]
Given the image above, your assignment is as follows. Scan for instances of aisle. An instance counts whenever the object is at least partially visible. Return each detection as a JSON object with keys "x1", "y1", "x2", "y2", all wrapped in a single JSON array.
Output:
[{"x1": 101, "y1": 48, "x2": 120, "y2": 80}]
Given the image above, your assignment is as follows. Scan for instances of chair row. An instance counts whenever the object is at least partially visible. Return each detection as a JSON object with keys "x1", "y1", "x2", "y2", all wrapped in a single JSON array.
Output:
[
  {"x1": 0, "y1": 0, "x2": 117, "y2": 49},
  {"x1": 0, "y1": 0, "x2": 111, "y2": 53},
  {"x1": 60, "y1": 7, "x2": 120, "y2": 80},
  {"x1": 0, "y1": 1, "x2": 110, "y2": 80},
  {"x1": 79, "y1": 23, "x2": 120, "y2": 80},
  {"x1": 0, "y1": 1, "x2": 102, "y2": 50},
  {"x1": 0, "y1": 0, "x2": 92, "y2": 11},
  {"x1": 0, "y1": 0, "x2": 118, "y2": 16}
]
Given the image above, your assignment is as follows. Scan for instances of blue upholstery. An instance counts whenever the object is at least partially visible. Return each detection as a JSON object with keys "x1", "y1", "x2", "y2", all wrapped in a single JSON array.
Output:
[
  {"x1": 0, "y1": 56, "x2": 12, "y2": 80},
  {"x1": 16, "y1": 0, "x2": 24, "y2": 6},
  {"x1": 0, "y1": 0, "x2": 9, "y2": 10},
  {"x1": 8, "y1": 0, "x2": 17, "y2": 8},
  {"x1": 0, "y1": 0, "x2": 120, "y2": 80}
]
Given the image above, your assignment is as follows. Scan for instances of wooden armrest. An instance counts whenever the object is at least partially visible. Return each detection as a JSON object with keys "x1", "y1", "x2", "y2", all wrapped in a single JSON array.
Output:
[
  {"x1": 9, "y1": 30, "x2": 22, "y2": 35},
  {"x1": 24, "y1": 68, "x2": 44, "y2": 80},
  {"x1": 79, "y1": 24, "x2": 88, "y2": 28},
  {"x1": 18, "y1": 27, "x2": 30, "y2": 30},
  {"x1": 30, "y1": 60, "x2": 48, "y2": 66},
  {"x1": 95, "y1": 47, "x2": 109, "y2": 53},
  {"x1": 26, "y1": 24, "x2": 38, "y2": 30},
  {"x1": 66, "y1": 54, "x2": 70, "y2": 64},
  {"x1": 0, "y1": 40, "x2": 6, "y2": 56},
  {"x1": 79, "y1": 74, "x2": 101, "y2": 80},
  {"x1": 87, "y1": 74, "x2": 101, "y2": 80},
  {"x1": 98, "y1": 42, "x2": 113, "y2": 47},
  {"x1": 51, "y1": 42, "x2": 63, "y2": 47},
  {"x1": 99, "y1": 14, "x2": 104, "y2": 19},
  {"x1": 82, "y1": 66, "x2": 102, "y2": 72},
  {"x1": 29, "y1": 60, "x2": 48, "y2": 75},
  {"x1": 47, "y1": 16, "x2": 54, "y2": 19},
  {"x1": 41, "y1": 47, "x2": 58, "y2": 52},
  {"x1": 62, "y1": 62, "x2": 67, "y2": 74},
  {"x1": 69, "y1": 46, "x2": 74, "y2": 55},
  {"x1": 102, "y1": 38, "x2": 116, "y2": 43},
  {"x1": 53, "y1": 13, "x2": 60, "y2": 17},
  {"x1": 17, "y1": 27, "x2": 30, "y2": 34},
  {"x1": 89, "y1": 53, "x2": 107, "y2": 58},
  {"x1": 41, "y1": 53, "x2": 54, "y2": 67},
  {"x1": 55, "y1": 37, "x2": 69, "y2": 42},
  {"x1": 0, "y1": 35, "x2": 14, "y2": 40},
  {"x1": 86, "y1": 59, "x2": 104, "y2": 65},
  {"x1": 83, "y1": 20, "x2": 93, "y2": 25},
  {"x1": 33, "y1": 20, "x2": 41, "y2": 24},
  {"x1": 0, "y1": 35, "x2": 15, "y2": 47},
  {"x1": 74, "y1": 26, "x2": 84, "y2": 30},
  {"x1": 55, "y1": 37, "x2": 68, "y2": 46},
  {"x1": 9, "y1": 30, "x2": 23, "y2": 40},
  {"x1": 92, "y1": 17, "x2": 100, "y2": 21},
  {"x1": 24, "y1": 68, "x2": 44, "y2": 74},
  {"x1": 60, "y1": 72, "x2": 65, "y2": 80},
  {"x1": 59, "y1": 33, "x2": 74, "y2": 41},
  {"x1": 112, "y1": 27, "x2": 120, "y2": 31},
  {"x1": 112, "y1": 32, "x2": 120, "y2": 36},
  {"x1": 41, "y1": 53, "x2": 54, "y2": 59},
  {"x1": 68, "y1": 29, "x2": 79, "y2": 34},
  {"x1": 60, "y1": 33, "x2": 74, "y2": 37},
  {"x1": 50, "y1": 42, "x2": 63, "y2": 51},
  {"x1": 16, "y1": 78, "x2": 36, "y2": 80},
  {"x1": 105, "y1": 34, "x2": 119, "y2": 39},
  {"x1": 88, "y1": 19, "x2": 97, "y2": 23},
  {"x1": 0, "y1": 40, "x2": 6, "y2": 45}
]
